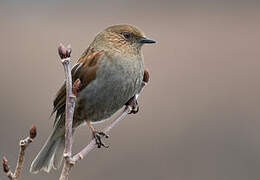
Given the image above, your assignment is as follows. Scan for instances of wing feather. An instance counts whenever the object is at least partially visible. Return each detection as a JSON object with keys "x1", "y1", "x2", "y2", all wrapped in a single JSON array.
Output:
[{"x1": 52, "y1": 48, "x2": 104, "y2": 125}]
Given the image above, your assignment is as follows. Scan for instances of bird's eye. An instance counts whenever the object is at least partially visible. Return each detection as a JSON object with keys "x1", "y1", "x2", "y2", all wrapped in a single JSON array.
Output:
[{"x1": 122, "y1": 32, "x2": 131, "y2": 39}]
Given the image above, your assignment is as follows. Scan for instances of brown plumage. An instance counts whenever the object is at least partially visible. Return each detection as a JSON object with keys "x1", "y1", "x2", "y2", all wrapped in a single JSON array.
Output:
[{"x1": 52, "y1": 48, "x2": 104, "y2": 124}]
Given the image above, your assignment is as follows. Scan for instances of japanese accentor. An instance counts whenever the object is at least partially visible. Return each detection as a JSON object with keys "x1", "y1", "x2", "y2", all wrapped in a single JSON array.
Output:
[{"x1": 30, "y1": 24, "x2": 155, "y2": 173}]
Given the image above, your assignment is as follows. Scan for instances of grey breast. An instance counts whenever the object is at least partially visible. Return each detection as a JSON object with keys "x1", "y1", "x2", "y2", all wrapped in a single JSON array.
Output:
[{"x1": 76, "y1": 53, "x2": 144, "y2": 123}]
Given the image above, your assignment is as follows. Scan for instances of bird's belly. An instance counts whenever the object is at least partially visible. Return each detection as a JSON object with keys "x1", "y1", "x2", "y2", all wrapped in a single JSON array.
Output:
[{"x1": 75, "y1": 65, "x2": 143, "y2": 123}]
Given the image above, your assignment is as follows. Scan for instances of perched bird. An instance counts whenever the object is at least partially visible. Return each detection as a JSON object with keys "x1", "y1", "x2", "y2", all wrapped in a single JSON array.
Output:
[{"x1": 30, "y1": 24, "x2": 155, "y2": 173}]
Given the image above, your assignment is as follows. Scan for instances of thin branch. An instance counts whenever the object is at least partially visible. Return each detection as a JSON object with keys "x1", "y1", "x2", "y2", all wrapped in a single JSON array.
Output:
[
  {"x1": 58, "y1": 44, "x2": 76, "y2": 180},
  {"x1": 2, "y1": 125, "x2": 37, "y2": 180},
  {"x1": 58, "y1": 43, "x2": 74, "y2": 159}
]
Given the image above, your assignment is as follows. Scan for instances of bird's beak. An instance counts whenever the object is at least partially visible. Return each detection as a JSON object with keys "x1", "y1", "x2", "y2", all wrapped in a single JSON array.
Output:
[{"x1": 139, "y1": 37, "x2": 156, "y2": 44}]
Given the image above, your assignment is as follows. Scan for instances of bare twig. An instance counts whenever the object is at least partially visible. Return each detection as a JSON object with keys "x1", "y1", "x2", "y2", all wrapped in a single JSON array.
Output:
[
  {"x1": 58, "y1": 44, "x2": 76, "y2": 180},
  {"x1": 2, "y1": 125, "x2": 37, "y2": 180},
  {"x1": 58, "y1": 43, "x2": 149, "y2": 180},
  {"x1": 58, "y1": 43, "x2": 74, "y2": 160}
]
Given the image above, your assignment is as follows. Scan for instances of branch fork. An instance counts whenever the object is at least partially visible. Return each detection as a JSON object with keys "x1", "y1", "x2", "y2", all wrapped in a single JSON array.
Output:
[{"x1": 2, "y1": 125, "x2": 37, "y2": 180}]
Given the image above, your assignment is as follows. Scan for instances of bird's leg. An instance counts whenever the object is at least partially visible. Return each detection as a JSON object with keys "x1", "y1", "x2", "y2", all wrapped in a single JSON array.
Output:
[
  {"x1": 125, "y1": 95, "x2": 139, "y2": 114},
  {"x1": 86, "y1": 120, "x2": 109, "y2": 148}
]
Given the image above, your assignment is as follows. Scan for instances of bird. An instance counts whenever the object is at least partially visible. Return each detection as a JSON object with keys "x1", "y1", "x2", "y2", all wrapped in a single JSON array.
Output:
[{"x1": 30, "y1": 24, "x2": 155, "y2": 173}]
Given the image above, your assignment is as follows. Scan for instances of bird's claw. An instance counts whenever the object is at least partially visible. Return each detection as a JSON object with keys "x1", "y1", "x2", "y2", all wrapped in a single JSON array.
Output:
[
  {"x1": 130, "y1": 105, "x2": 139, "y2": 114},
  {"x1": 126, "y1": 96, "x2": 139, "y2": 114},
  {"x1": 92, "y1": 131, "x2": 109, "y2": 148}
]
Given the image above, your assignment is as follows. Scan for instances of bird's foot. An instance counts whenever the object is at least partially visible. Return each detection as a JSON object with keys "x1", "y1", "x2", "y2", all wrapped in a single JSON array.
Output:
[
  {"x1": 92, "y1": 131, "x2": 109, "y2": 148},
  {"x1": 126, "y1": 96, "x2": 139, "y2": 114}
]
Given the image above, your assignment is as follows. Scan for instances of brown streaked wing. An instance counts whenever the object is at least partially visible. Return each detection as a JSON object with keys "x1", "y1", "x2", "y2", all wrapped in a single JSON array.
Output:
[{"x1": 52, "y1": 48, "x2": 104, "y2": 126}]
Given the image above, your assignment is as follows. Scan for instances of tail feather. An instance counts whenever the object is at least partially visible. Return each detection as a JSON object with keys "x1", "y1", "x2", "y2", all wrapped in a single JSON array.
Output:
[
  {"x1": 53, "y1": 136, "x2": 65, "y2": 169},
  {"x1": 30, "y1": 124, "x2": 65, "y2": 174}
]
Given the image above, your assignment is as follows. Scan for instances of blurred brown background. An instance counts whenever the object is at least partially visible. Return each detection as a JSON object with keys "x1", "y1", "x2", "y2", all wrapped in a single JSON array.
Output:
[{"x1": 0, "y1": 0, "x2": 260, "y2": 180}]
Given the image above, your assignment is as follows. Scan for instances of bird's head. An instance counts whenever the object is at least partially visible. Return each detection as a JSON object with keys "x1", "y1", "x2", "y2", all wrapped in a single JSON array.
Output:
[{"x1": 92, "y1": 24, "x2": 155, "y2": 54}]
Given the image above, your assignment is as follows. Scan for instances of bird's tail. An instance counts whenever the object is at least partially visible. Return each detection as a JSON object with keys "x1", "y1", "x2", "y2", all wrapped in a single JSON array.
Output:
[{"x1": 30, "y1": 122, "x2": 66, "y2": 174}]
